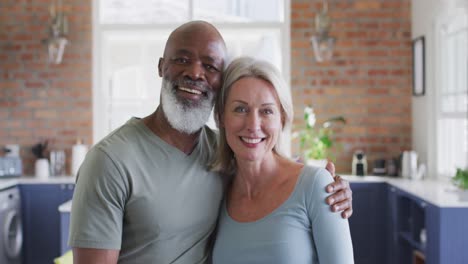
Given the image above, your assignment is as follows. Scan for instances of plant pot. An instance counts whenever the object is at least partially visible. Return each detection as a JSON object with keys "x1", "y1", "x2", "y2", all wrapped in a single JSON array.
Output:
[
  {"x1": 35, "y1": 158, "x2": 50, "y2": 179},
  {"x1": 306, "y1": 159, "x2": 328, "y2": 168}
]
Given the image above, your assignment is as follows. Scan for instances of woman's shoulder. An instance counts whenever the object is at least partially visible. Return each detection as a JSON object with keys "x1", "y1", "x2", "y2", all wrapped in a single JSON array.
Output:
[{"x1": 300, "y1": 165, "x2": 334, "y2": 188}]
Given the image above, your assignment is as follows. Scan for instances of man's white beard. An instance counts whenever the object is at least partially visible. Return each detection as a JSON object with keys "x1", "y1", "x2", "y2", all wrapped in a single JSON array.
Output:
[{"x1": 160, "y1": 78, "x2": 214, "y2": 134}]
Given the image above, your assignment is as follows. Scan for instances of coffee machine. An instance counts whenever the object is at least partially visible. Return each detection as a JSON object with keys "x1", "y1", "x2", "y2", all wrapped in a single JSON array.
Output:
[{"x1": 352, "y1": 150, "x2": 367, "y2": 176}]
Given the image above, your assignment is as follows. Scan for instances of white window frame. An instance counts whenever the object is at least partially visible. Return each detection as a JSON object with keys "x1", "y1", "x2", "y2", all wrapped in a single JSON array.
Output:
[
  {"x1": 434, "y1": 8, "x2": 468, "y2": 178},
  {"x1": 92, "y1": 1, "x2": 291, "y2": 149}
]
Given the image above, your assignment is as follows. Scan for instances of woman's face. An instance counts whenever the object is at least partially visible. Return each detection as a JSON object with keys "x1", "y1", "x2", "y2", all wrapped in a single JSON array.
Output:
[{"x1": 222, "y1": 77, "x2": 283, "y2": 163}]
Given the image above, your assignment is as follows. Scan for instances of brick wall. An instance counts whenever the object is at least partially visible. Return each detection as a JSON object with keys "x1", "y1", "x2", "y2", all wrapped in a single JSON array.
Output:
[
  {"x1": 0, "y1": 0, "x2": 412, "y2": 175},
  {"x1": 0, "y1": 0, "x2": 92, "y2": 175},
  {"x1": 291, "y1": 0, "x2": 412, "y2": 173}
]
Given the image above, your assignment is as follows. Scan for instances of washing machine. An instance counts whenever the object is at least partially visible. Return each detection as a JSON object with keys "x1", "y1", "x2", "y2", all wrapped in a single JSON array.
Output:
[{"x1": 0, "y1": 187, "x2": 22, "y2": 264}]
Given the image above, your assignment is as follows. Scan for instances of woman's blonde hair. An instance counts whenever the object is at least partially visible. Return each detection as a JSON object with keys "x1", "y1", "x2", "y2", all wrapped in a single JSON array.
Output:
[{"x1": 210, "y1": 56, "x2": 293, "y2": 175}]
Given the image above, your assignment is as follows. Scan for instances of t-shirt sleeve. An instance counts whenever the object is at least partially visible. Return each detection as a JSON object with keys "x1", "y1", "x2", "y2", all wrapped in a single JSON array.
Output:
[
  {"x1": 306, "y1": 167, "x2": 354, "y2": 263},
  {"x1": 68, "y1": 146, "x2": 128, "y2": 250}
]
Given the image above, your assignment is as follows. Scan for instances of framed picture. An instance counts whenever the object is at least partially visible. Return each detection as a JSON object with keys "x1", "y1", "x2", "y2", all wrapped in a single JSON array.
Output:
[{"x1": 412, "y1": 36, "x2": 425, "y2": 96}]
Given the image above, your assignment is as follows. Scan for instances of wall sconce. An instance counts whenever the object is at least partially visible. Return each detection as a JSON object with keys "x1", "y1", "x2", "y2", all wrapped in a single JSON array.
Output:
[
  {"x1": 42, "y1": 0, "x2": 69, "y2": 64},
  {"x1": 310, "y1": 0, "x2": 336, "y2": 62}
]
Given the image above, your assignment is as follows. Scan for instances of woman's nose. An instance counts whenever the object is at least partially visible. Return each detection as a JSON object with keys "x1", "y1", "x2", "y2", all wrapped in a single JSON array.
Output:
[{"x1": 246, "y1": 112, "x2": 261, "y2": 132}]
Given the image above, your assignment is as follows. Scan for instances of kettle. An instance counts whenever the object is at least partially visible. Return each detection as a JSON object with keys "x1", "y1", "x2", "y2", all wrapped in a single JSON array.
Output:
[{"x1": 401, "y1": 151, "x2": 418, "y2": 179}]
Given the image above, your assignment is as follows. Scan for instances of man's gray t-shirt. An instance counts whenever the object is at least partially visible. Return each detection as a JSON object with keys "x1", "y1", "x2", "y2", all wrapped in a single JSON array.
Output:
[
  {"x1": 69, "y1": 118, "x2": 224, "y2": 263},
  {"x1": 212, "y1": 166, "x2": 354, "y2": 264}
]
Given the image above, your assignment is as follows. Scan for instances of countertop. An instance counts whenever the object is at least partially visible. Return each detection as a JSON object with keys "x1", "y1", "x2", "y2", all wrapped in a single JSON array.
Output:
[
  {"x1": 0, "y1": 175, "x2": 75, "y2": 191},
  {"x1": 56, "y1": 175, "x2": 468, "y2": 213},
  {"x1": 342, "y1": 175, "x2": 468, "y2": 208}
]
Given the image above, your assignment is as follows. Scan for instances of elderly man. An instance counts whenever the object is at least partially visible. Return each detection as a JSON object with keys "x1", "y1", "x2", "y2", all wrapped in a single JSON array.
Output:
[{"x1": 69, "y1": 21, "x2": 353, "y2": 264}]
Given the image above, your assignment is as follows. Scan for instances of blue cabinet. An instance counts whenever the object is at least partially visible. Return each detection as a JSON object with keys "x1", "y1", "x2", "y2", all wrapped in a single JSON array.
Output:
[
  {"x1": 388, "y1": 187, "x2": 428, "y2": 264},
  {"x1": 59, "y1": 203, "x2": 71, "y2": 255},
  {"x1": 20, "y1": 184, "x2": 74, "y2": 264},
  {"x1": 348, "y1": 182, "x2": 388, "y2": 264},
  {"x1": 426, "y1": 206, "x2": 468, "y2": 264},
  {"x1": 389, "y1": 186, "x2": 468, "y2": 264}
]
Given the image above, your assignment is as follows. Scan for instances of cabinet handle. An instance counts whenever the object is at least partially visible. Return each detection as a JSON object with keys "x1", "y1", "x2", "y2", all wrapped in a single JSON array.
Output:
[
  {"x1": 60, "y1": 184, "x2": 66, "y2": 190},
  {"x1": 420, "y1": 202, "x2": 426, "y2": 208},
  {"x1": 68, "y1": 185, "x2": 74, "y2": 190},
  {"x1": 391, "y1": 187, "x2": 396, "y2": 192}
]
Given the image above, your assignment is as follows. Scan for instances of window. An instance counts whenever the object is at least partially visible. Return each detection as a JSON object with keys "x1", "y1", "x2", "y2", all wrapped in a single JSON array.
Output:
[
  {"x1": 93, "y1": 0, "x2": 290, "y2": 145},
  {"x1": 436, "y1": 10, "x2": 468, "y2": 177}
]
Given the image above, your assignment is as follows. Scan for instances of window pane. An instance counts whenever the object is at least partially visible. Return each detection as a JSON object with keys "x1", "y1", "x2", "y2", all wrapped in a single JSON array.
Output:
[
  {"x1": 221, "y1": 28, "x2": 282, "y2": 71},
  {"x1": 100, "y1": 0, "x2": 189, "y2": 24},
  {"x1": 193, "y1": 0, "x2": 283, "y2": 22},
  {"x1": 437, "y1": 12, "x2": 468, "y2": 178},
  {"x1": 437, "y1": 118, "x2": 468, "y2": 177}
]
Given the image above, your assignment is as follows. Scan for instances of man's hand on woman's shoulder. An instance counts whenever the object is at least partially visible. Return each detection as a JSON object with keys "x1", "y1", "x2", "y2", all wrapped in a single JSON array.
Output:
[{"x1": 324, "y1": 161, "x2": 353, "y2": 219}]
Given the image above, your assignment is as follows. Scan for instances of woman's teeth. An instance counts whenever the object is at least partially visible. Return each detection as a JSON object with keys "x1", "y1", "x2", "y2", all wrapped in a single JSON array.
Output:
[
  {"x1": 241, "y1": 137, "x2": 262, "y2": 144},
  {"x1": 179, "y1": 87, "x2": 202, "y2": 95}
]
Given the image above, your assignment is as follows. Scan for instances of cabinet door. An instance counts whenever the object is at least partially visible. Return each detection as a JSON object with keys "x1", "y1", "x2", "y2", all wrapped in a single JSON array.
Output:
[
  {"x1": 20, "y1": 184, "x2": 73, "y2": 264},
  {"x1": 60, "y1": 183, "x2": 75, "y2": 202},
  {"x1": 349, "y1": 183, "x2": 388, "y2": 264},
  {"x1": 386, "y1": 186, "x2": 398, "y2": 264}
]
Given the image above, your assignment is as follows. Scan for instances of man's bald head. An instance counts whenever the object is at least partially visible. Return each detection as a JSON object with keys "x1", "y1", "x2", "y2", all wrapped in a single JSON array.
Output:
[{"x1": 163, "y1": 21, "x2": 227, "y2": 60}]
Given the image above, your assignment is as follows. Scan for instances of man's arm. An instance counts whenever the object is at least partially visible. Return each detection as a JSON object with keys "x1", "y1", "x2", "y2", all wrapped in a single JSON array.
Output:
[
  {"x1": 73, "y1": 248, "x2": 119, "y2": 264},
  {"x1": 325, "y1": 161, "x2": 353, "y2": 219}
]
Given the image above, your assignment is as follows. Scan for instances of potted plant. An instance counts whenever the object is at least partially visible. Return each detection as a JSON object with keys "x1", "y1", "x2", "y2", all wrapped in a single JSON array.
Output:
[
  {"x1": 453, "y1": 168, "x2": 468, "y2": 189},
  {"x1": 294, "y1": 106, "x2": 346, "y2": 167},
  {"x1": 453, "y1": 168, "x2": 468, "y2": 200},
  {"x1": 32, "y1": 140, "x2": 50, "y2": 179}
]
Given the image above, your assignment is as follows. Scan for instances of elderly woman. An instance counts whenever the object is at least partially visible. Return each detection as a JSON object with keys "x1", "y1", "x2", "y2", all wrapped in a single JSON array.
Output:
[{"x1": 211, "y1": 57, "x2": 354, "y2": 263}]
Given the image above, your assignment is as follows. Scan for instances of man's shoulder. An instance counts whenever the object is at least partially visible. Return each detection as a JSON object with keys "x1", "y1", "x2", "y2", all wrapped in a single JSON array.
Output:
[{"x1": 93, "y1": 118, "x2": 144, "y2": 155}]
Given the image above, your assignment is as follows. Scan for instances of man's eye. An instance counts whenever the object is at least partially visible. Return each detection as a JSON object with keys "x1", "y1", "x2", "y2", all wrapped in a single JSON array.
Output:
[
  {"x1": 173, "y1": 58, "x2": 189, "y2": 64},
  {"x1": 204, "y1": 64, "x2": 218, "y2": 72}
]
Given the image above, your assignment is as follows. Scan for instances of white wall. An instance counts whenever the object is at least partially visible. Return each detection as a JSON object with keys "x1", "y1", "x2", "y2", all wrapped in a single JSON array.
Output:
[
  {"x1": 411, "y1": 0, "x2": 468, "y2": 178},
  {"x1": 411, "y1": 0, "x2": 439, "y2": 178}
]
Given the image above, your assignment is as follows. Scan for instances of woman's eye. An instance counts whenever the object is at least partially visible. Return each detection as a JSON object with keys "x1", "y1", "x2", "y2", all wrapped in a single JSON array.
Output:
[
  {"x1": 234, "y1": 106, "x2": 247, "y2": 113},
  {"x1": 262, "y1": 108, "x2": 274, "y2": 115}
]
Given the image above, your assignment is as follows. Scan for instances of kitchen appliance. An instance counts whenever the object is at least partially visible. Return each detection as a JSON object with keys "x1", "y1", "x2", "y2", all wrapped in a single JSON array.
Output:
[
  {"x1": 0, "y1": 187, "x2": 22, "y2": 264},
  {"x1": 50, "y1": 150, "x2": 66, "y2": 176},
  {"x1": 372, "y1": 159, "x2": 386, "y2": 176},
  {"x1": 0, "y1": 145, "x2": 22, "y2": 177},
  {"x1": 0, "y1": 158, "x2": 22, "y2": 178},
  {"x1": 352, "y1": 150, "x2": 368, "y2": 176},
  {"x1": 3, "y1": 145, "x2": 19, "y2": 158},
  {"x1": 386, "y1": 158, "x2": 399, "y2": 177},
  {"x1": 401, "y1": 150, "x2": 418, "y2": 179}
]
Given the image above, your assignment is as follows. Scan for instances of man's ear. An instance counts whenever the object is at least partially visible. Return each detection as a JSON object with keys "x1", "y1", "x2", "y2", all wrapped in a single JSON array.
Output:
[{"x1": 158, "y1": 58, "x2": 164, "y2": 77}]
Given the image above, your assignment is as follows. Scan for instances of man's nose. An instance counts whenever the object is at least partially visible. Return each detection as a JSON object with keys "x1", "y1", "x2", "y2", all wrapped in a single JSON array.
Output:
[{"x1": 184, "y1": 62, "x2": 205, "y2": 81}]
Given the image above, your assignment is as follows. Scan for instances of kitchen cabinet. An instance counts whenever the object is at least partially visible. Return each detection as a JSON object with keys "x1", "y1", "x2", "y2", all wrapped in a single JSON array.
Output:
[
  {"x1": 20, "y1": 183, "x2": 74, "y2": 264},
  {"x1": 59, "y1": 201, "x2": 71, "y2": 255},
  {"x1": 349, "y1": 182, "x2": 388, "y2": 264},
  {"x1": 388, "y1": 186, "x2": 468, "y2": 264}
]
